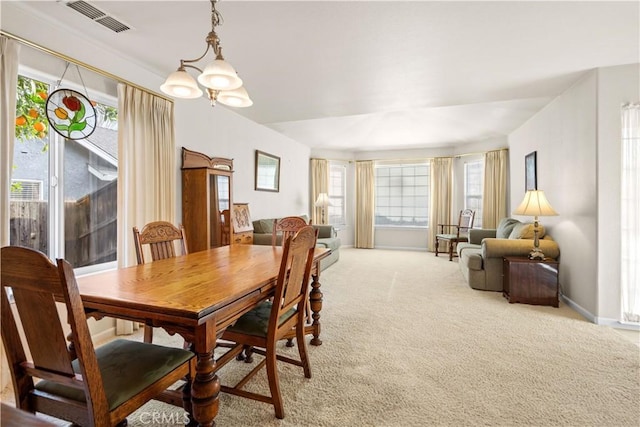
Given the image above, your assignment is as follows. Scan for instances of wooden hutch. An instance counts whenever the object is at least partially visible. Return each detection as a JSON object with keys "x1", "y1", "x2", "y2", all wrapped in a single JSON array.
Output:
[{"x1": 181, "y1": 147, "x2": 235, "y2": 253}]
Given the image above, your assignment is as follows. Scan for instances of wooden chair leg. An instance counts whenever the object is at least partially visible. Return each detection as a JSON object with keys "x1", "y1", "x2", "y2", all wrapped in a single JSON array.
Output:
[
  {"x1": 435, "y1": 237, "x2": 440, "y2": 256},
  {"x1": 143, "y1": 325, "x2": 153, "y2": 343},
  {"x1": 265, "y1": 344, "x2": 284, "y2": 419},
  {"x1": 449, "y1": 241, "x2": 455, "y2": 261},
  {"x1": 296, "y1": 324, "x2": 311, "y2": 379}
]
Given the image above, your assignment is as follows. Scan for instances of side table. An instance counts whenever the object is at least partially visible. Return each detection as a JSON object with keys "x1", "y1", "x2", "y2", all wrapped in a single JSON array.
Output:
[{"x1": 503, "y1": 256, "x2": 559, "y2": 307}]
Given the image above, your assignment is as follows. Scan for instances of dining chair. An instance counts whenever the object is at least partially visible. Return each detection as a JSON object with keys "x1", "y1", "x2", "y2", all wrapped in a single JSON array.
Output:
[
  {"x1": 0, "y1": 246, "x2": 196, "y2": 427},
  {"x1": 133, "y1": 220, "x2": 188, "y2": 265},
  {"x1": 271, "y1": 216, "x2": 310, "y2": 247},
  {"x1": 220, "y1": 209, "x2": 231, "y2": 246},
  {"x1": 133, "y1": 221, "x2": 188, "y2": 342},
  {"x1": 271, "y1": 216, "x2": 313, "y2": 336},
  {"x1": 214, "y1": 226, "x2": 318, "y2": 419},
  {"x1": 435, "y1": 209, "x2": 476, "y2": 261}
]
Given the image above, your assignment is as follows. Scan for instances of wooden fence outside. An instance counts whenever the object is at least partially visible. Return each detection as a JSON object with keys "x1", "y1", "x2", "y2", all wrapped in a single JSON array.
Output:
[{"x1": 10, "y1": 181, "x2": 117, "y2": 268}]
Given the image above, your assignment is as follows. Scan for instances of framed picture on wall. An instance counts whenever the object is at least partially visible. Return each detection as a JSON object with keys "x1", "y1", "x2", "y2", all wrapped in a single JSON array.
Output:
[
  {"x1": 255, "y1": 150, "x2": 280, "y2": 192},
  {"x1": 525, "y1": 151, "x2": 537, "y2": 191}
]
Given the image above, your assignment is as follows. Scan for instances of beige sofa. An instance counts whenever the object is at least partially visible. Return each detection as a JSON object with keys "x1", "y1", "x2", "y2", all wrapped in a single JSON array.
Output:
[{"x1": 456, "y1": 218, "x2": 560, "y2": 291}]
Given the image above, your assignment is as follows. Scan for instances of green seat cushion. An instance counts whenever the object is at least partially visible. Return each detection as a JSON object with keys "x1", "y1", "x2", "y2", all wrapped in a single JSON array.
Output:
[
  {"x1": 436, "y1": 234, "x2": 461, "y2": 240},
  {"x1": 35, "y1": 339, "x2": 193, "y2": 411},
  {"x1": 316, "y1": 237, "x2": 341, "y2": 251},
  {"x1": 226, "y1": 301, "x2": 296, "y2": 337}
]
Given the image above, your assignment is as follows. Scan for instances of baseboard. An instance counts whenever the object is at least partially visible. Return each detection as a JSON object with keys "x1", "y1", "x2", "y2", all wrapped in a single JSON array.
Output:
[
  {"x1": 561, "y1": 294, "x2": 595, "y2": 323},
  {"x1": 373, "y1": 246, "x2": 429, "y2": 252},
  {"x1": 560, "y1": 294, "x2": 639, "y2": 330},
  {"x1": 596, "y1": 319, "x2": 640, "y2": 330},
  {"x1": 92, "y1": 326, "x2": 117, "y2": 345}
]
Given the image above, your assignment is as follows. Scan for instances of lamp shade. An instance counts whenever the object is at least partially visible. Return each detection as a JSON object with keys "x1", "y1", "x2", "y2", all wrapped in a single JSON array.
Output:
[
  {"x1": 160, "y1": 70, "x2": 203, "y2": 99},
  {"x1": 513, "y1": 190, "x2": 558, "y2": 217},
  {"x1": 314, "y1": 193, "x2": 331, "y2": 208},
  {"x1": 197, "y1": 59, "x2": 243, "y2": 90},
  {"x1": 217, "y1": 86, "x2": 253, "y2": 107}
]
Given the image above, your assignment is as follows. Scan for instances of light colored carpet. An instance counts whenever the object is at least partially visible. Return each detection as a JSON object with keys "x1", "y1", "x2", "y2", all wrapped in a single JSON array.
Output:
[{"x1": 3, "y1": 248, "x2": 639, "y2": 426}]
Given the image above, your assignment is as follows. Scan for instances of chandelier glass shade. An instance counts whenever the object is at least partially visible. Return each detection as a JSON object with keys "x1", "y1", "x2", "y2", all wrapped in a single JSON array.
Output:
[{"x1": 160, "y1": 0, "x2": 252, "y2": 107}]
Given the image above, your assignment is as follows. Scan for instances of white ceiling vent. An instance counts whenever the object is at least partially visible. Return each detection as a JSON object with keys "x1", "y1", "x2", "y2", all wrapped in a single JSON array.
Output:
[{"x1": 65, "y1": 1, "x2": 131, "y2": 33}]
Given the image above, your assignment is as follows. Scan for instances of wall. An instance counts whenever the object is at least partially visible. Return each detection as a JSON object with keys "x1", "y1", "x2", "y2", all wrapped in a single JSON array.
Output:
[
  {"x1": 510, "y1": 70, "x2": 598, "y2": 316},
  {"x1": 596, "y1": 64, "x2": 640, "y2": 323},
  {"x1": 509, "y1": 64, "x2": 640, "y2": 324},
  {"x1": 173, "y1": 100, "x2": 310, "y2": 223}
]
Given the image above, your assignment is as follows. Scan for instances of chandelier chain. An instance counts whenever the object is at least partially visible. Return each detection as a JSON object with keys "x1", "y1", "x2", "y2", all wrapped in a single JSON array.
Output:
[{"x1": 211, "y1": 0, "x2": 223, "y2": 30}]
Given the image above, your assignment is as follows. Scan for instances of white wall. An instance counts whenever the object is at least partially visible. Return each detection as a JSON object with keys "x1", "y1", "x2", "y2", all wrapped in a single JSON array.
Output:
[
  {"x1": 510, "y1": 70, "x2": 598, "y2": 316},
  {"x1": 596, "y1": 64, "x2": 640, "y2": 322},
  {"x1": 509, "y1": 64, "x2": 639, "y2": 323},
  {"x1": 173, "y1": 100, "x2": 310, "y2": 222}
]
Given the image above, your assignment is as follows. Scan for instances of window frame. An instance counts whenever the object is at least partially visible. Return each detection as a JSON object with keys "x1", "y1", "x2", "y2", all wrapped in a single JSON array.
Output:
[
  {"x1": 328, "y1": 162, "x2": 347, "y2": 227},
  {"x1": 463, "y1": 159, "x2": 484, "y2": 229},
  {"x1": 12, "y1": 69, "x2": 119, "y2": 274},
  {"x1": 374, "y1": 161, "x2": 430, "y2": 229}
]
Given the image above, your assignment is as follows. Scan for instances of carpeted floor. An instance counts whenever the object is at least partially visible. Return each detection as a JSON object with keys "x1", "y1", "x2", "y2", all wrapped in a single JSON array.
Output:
[{"x1": 3, "y1": 248, "x2": 639, "y2": 426}]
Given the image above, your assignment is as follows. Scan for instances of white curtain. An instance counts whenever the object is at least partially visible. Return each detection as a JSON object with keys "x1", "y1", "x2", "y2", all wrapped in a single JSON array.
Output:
[
  {"x1": 482, "y1": 149, "x2": 508, "y2": 229},
  {"x1": 116, "y1": 83, "x2": 176, "y2": 334},
  {"x1": 0, "y1": 35, "x2": 20, "y2": 393},
  {"x1": 310, "y1": 158, "x2": 328, "y2": 224},
  {"x1": 355, "y1": 161, "x2": 375, "y2": 248},
  {"x1": 621, "y1": 103, "x2": 640, "y2": 323},
  {"x1": 428, "y1": 157, "x2": 453, "y2": 252},
  {"x1": 1, "y1": 37, "x2": 20, "y2": 247}
]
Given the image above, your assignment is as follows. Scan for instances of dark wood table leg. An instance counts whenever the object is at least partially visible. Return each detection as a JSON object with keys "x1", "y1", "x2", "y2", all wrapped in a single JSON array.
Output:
[
  {"x1": 189, "y1": 323, "x2": 220, "y2": 427},
  {"x1": 308, "y1": 264, "x2": 323, "y2": 346}
]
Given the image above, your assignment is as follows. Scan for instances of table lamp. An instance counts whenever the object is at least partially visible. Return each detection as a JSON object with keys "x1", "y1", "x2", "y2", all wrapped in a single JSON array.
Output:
[
  {"x1": 314, "y1": 193, "x2": 331, "y2": 224},
  {"x1": 513, "y1": 190, "x2": 558, "y2": 260}
]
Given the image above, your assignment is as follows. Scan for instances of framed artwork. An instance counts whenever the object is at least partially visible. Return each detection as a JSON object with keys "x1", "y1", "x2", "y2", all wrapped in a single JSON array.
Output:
[
  {"x1": 525, "y1": 151, "x2": 537, "y2": 191},
  {"x1": 232, "y1": 203, "x2": 253, "y2": 233},
  {"x1": 255, "y1": 150, "x2": 280, "y2": 192}
]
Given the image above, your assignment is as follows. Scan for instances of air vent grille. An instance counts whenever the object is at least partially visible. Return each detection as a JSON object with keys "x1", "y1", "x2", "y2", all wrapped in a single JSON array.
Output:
[
  {"x1": 96, "y1": 16, "x2": 130, "y2": 33},
  {"x1": 66, "y1": 1, "x2": 105, "y2": 20},
  {"x1": 65, "y1": 0, "x2": 131, "y2": 34}
]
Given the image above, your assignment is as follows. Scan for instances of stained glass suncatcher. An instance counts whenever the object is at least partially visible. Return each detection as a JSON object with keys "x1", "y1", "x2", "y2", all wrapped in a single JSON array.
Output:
[{"x1": 45, "y1": 88, "x2": 97, "y2": 140}]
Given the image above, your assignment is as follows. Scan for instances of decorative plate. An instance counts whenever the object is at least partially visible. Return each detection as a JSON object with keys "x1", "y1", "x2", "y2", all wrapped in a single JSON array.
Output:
[{"x1": 45, "y1": 88, "x2": 97, "y2": 140}]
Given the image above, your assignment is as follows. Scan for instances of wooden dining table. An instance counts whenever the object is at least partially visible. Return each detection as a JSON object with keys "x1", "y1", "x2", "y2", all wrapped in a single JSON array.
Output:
[{"x1": 76, "y1": 244, "x2": 330, "y2": 427}]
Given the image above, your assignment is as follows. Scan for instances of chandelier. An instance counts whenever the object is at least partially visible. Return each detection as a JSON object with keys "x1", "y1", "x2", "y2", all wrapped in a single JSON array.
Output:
[{"x1": 160, "y1": 0, "x2": 252, "y2": 107}]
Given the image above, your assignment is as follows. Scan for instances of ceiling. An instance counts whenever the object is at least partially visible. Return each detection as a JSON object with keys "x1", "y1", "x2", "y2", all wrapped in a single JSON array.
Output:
[{"x1": 6, "y1": 1, "x2": 639, "y2": 152}]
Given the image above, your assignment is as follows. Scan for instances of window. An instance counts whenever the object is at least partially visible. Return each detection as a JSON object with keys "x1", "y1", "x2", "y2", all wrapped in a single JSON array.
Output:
[
  {"x1": 10, "y1": 73, "x2": 118, "y2": 272},
  {"x1": 10, "y1": 179, "x2": 43, "y2": 200},
  {"x1": 328, "y1": 163, "x2": 346, "y2": 226},
  {"x1": 621, "y1": 104, "x2": 639, "y2": 323},
  {"x1": 375, "y1": 162, "x2": 429, "y2": 227},
  {"x1": 464, "y1": 160, "x2": 483, "y2": 228}
]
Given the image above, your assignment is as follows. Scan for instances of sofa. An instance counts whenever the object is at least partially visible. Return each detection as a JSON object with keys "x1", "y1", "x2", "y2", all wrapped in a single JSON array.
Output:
[
  {"x1": 251, "y1": 215, "x2": 341, "y2": 271},
  {"x1": 456, "y1": 218, "x2": 560, "y2": 291}
]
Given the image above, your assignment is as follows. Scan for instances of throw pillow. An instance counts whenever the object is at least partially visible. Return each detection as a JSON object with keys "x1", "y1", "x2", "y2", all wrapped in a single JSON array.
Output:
[
  {"x1": 252, "y1": 220, "x2": 264, "y2": 234},
  {"x1": 509, "y1": 223, "x2": 546, "y2": 239},
  {"x1": 496, "y1": 218, "x2": 521, "y2": 239},
  {"x1": 259, "y1": 219, "x2": 275, "y2": 234}
]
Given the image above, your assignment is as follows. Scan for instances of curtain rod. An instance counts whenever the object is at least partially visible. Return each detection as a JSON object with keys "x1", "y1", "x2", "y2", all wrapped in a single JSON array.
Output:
[
  {"x1": 454, "y1": 147, "x2": 509, "y2": 159},
  {"x1": 1, "y1": 30, "x2": 172, "y2": 103},
  {"x1": 313, "y1": 148, "x2": 508, "y2": 163}
]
